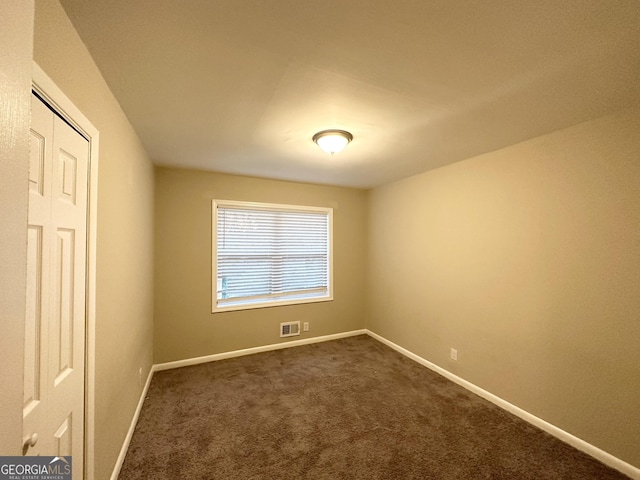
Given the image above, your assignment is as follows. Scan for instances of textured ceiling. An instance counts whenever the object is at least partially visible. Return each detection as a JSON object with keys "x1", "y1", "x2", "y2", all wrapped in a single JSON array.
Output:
[{"x1": 60, "y1": 0, "x2": 640, "y2": 188}]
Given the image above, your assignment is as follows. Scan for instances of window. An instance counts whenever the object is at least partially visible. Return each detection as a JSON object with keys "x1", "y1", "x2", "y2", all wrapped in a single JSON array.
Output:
[{"x1": 212, "y1": 200, "x2": 333, "y2": 312}]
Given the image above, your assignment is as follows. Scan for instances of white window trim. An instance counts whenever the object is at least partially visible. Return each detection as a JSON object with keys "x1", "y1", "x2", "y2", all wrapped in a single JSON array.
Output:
[{"x1": 211, "y1": 199, "x2": 334, "y2": 313}]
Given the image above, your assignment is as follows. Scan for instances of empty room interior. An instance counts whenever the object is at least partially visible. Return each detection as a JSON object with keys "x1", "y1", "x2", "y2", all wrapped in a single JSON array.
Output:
[{"x1": 1, "y1": 0, "x2": 639, "y2": 479}]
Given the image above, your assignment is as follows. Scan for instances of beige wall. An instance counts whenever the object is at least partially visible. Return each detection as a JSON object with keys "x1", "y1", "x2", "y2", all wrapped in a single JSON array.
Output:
[
  {"x1": 154, "y1": 167, "x2": 367, "y2": 363},
  {"x1": 34, "y1": 1, "x2": 155, "y2": 478},
  {"x1": 367, "y1": 107, "x2": 640, "y2": 467},
  {"x1": 0, "y1": 0, "x2": 34, "y2": 456}
]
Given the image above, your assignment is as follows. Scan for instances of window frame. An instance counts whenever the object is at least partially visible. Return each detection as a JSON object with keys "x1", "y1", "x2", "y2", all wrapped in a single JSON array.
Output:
[{"x1": 211, "y1": 199, "x2": 334, "y2": 313}]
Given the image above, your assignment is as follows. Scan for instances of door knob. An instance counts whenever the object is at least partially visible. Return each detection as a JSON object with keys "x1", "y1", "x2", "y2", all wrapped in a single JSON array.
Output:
[{"x1": 23, "y1": 433, "x2": 38, "y2": 452}]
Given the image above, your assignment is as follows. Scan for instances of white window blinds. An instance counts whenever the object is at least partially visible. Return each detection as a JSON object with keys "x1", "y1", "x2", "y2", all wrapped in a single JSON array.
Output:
[{"x1": 212, "y1": 200, "x2": 332, "y2": 312}]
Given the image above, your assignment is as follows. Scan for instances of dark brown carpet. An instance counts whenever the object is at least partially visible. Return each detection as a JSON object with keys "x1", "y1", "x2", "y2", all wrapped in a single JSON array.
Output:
[{"x1": 119, "y1": 335, "x2": 631, "y2": 479}]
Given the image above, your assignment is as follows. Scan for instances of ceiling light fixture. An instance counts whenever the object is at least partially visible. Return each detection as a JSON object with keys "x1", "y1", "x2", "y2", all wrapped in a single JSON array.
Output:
[{"x1": 312, "y1": 129, "x2": 353, "y2": 155}]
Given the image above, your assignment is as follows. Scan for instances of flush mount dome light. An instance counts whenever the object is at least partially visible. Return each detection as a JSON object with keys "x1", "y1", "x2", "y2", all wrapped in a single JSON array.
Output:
[{"x1": 312, "y1": 129, "x2": 353, "y2": 155}]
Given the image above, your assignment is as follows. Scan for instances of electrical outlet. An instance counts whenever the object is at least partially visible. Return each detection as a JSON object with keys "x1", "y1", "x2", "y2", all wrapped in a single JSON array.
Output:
[
  {"x1": 138, "y1": 367, "x2": 143, "y2": 386},
  {"x1": 450, "y1": 348, "x2": 458, "y2": 361},
  {"x1": 303, "y1": 322, "x2": 309, "y2": 332}
]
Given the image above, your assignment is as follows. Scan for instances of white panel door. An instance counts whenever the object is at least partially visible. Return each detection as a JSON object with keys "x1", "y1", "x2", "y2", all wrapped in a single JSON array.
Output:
[{"x1": 24, "y1": 94, "x2": 88, "y2": 478}]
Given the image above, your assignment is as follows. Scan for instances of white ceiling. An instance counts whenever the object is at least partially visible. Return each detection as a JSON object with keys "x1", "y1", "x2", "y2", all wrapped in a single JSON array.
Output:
[{"x1": 60, "y1": 0, "x2": 640, "y2": 188}]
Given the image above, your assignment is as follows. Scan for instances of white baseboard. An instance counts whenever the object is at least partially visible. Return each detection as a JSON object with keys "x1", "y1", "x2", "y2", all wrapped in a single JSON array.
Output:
[
  {"x1": 114, "y1": 328, "x2": 638, "y2": 479},
  {"x1": 153, "y1": 329, "x2": 367, "y2": 372},
  {"x1": 366, "y1": 329, "x2": 640, "y2": 480},
  {"x1": 110, "y1": 367, "x2": 154, "y2": 480},
  {"x1": 112, "y1": 329, "x2": 366, "y2": 478}
]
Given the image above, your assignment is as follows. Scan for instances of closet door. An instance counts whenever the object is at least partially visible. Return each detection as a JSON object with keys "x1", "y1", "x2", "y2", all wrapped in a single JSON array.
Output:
[{"x1": 24, "y1": 93, "x2": 89, "y2": 478}]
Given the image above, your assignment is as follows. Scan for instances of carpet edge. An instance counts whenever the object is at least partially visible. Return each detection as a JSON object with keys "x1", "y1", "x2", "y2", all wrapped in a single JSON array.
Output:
[
  {"x1": 110, "y1": 366, "x2": 155, "y2": 480},
  {"x1": 365, "y1": 329, "x2": 640, "y2": 480},
  {"x1": 153, "y1": 329, "x2": 368, "y2": 372}
]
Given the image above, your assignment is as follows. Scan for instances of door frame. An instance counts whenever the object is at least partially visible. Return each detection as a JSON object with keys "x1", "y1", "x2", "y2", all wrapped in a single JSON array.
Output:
[{"x1": 31, "y1": 62, "x2": 99, "y2": 480}]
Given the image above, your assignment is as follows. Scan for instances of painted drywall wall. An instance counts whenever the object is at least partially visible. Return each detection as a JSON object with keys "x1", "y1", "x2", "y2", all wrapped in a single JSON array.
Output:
[
  {"x1": 33, "y1": 1, "x2": 154, "y2": 478},
  {"x1": 154, "y1": 167, "x2": 367, "y2": 363},
  {"x1": 0, "y1": 0, "x2": 34, "y2": 456},
  {"x1": 367, "y1": 107, "x2": 640, "y2": 467}
]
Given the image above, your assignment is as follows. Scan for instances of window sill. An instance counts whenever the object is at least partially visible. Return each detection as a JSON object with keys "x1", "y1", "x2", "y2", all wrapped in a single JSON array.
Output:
[{"x1": 212, "y1": 295, "x2": 333, "y2": 314}]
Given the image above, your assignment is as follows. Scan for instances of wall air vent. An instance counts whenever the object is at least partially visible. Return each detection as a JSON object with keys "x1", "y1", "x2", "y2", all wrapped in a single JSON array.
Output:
[{"x1": 280, "y1": 321, "x2": 301, "y2": 338}]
